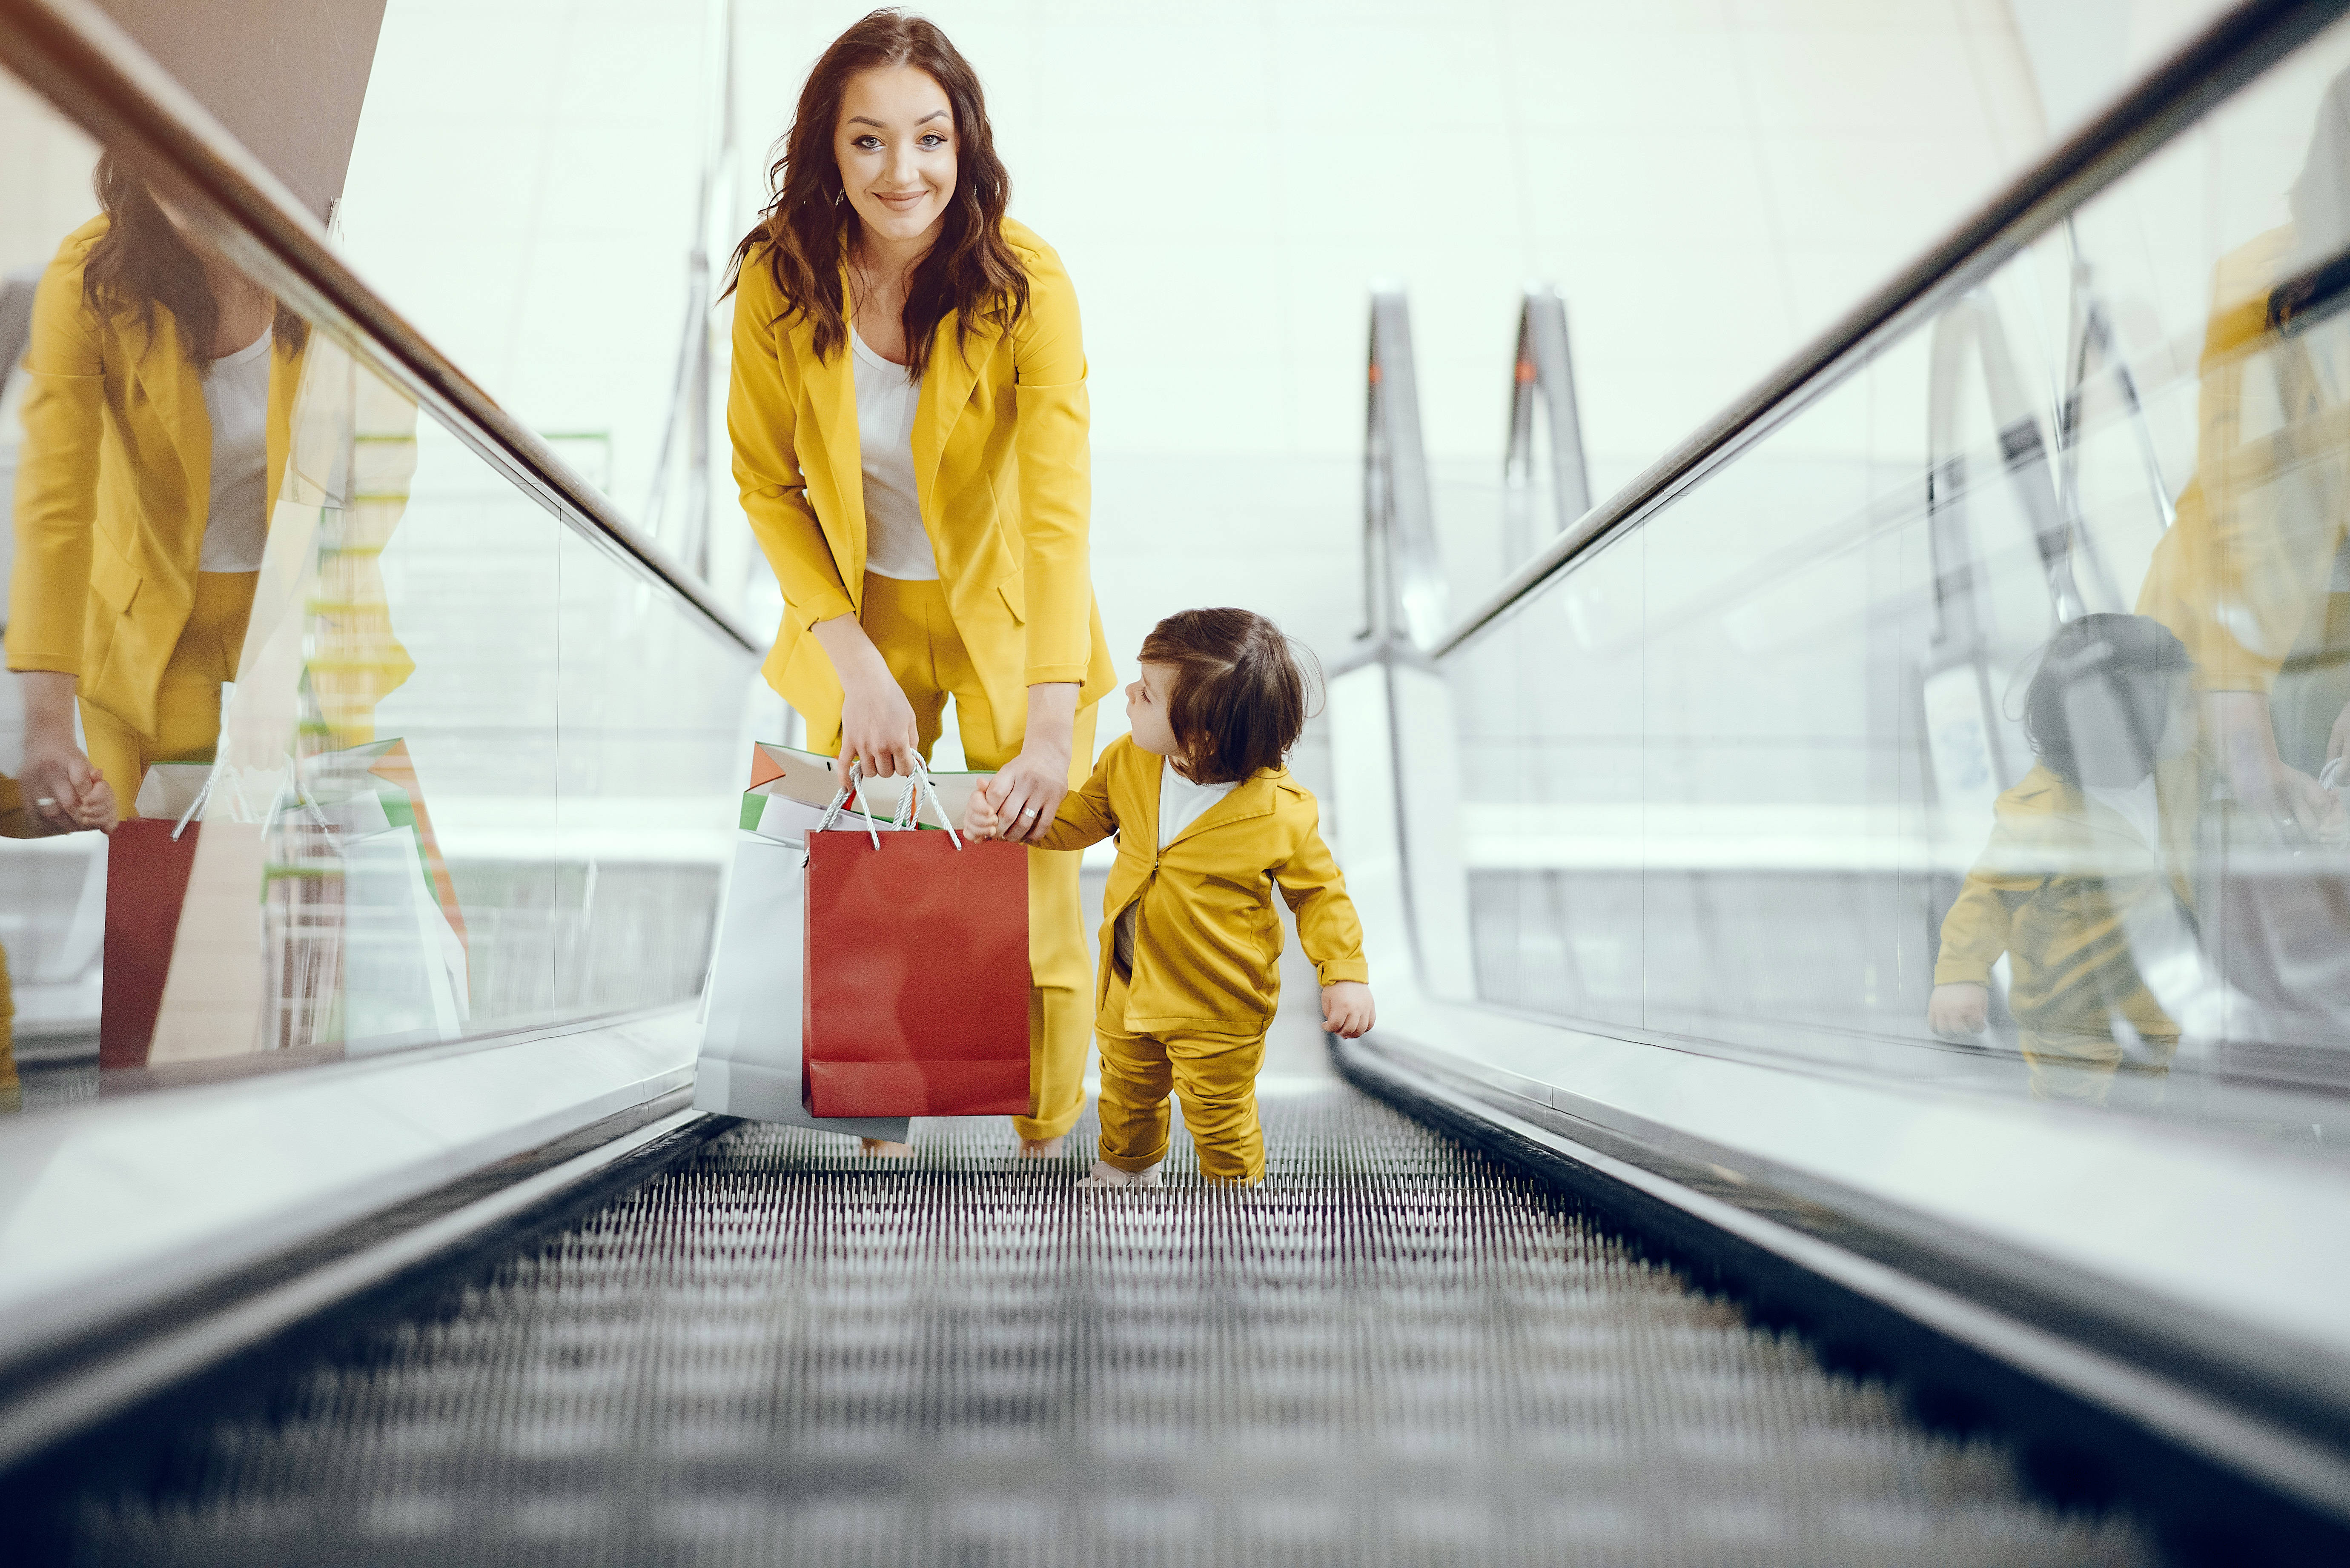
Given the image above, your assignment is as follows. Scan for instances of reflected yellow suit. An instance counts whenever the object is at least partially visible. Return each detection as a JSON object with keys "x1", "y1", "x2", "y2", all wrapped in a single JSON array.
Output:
[
  {"x1": 1030, "y1": 736, "x2": 1370, "y2": 1182},
  {"x1": 6, "y1": 215, "x2": 298, "y2": 812},
  {"x1": 729, "y1": 219, "x2": 1117, "y2": 1142},
  {"x1": 2138, "y1": 226, "x2": 2350, "y2": 765},
  {"x1": 1935, "y1": 761, "x2": 2198, "y2": 1098}
]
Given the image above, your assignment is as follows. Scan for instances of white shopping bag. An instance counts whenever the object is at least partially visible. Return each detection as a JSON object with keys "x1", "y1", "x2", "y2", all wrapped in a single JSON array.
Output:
[{"x1": 691, "y1": 834, "x2": 910, "y2": 1139}]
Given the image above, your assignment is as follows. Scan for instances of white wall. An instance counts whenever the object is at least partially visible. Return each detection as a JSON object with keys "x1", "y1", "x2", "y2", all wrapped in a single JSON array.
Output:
[{"x1": 333, "y1": 1, "x2": 2063, "y2": 734}]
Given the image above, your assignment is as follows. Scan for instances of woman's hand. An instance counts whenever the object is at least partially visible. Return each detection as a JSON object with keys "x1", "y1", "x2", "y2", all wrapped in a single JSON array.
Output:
[
  {"x1": 2211, "y1": 691, "x2": 2335, "y2": 841},
  {"x1": 812, "y1": 614, "x2": 919, "y2": 779},
  {"x1": 1321, "y1": 981, "x2": 1375, "y2": 1039},
  {"x1": 17, "y1": 671, "x2": 106, "y2": 833},
  {"x1": 989, "y1": 682, "x2": 1080, "y2": 844},
  {"x1": 1927, "y1": 981, "x2": 1988, "y2": 1038}
]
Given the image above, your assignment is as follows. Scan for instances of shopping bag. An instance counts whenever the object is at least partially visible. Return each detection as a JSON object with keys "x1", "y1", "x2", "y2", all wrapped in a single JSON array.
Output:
[
  {"x1": 691, "y1": 833, "x2": 909, "y2": 1139},
  {"x1": 803, "y1": 761, "x2": 1031, "y2": 1117},
  {"x1": 742, "y1": 740, "x2": 993, "y2": 845},
  {"x1": 301, "y1": 739, "x2": 470, "y2": 1051},
  {"x1": 96, "y1": 766, "x2": 215, "y2": 1066},
  {"x1": 99, "y1": 818, "x2": 202, "y2": 1069}
]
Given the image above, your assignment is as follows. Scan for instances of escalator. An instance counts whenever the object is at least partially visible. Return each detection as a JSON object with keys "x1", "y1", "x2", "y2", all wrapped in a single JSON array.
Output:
[
  {"x1": 6, "y1": 1, "x2": 2350, "y2": 1565},
  {"x1": 25, "y1": 1098, "x2": 2153, "y2": 1567}
]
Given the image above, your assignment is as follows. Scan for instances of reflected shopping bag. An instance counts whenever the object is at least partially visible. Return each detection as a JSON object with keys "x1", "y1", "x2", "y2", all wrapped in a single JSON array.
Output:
[
  {"x1": 803, "y1": 763, "x2": 1030, "y2": 1117},
  {"x1": 690, "y1": 833, "x2": 910, "y2": 1139},
  {"x1": 97, "y1": 766, "x2": 213, "y2": 1067},
  {"x1": 303, "y1": 739, "x2": 470, "y2": 1050}
]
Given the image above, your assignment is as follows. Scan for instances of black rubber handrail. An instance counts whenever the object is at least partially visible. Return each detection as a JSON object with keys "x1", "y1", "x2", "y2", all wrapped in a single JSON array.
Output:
[
  {"x1": 1432, "y1": 0, "x2": 2350, "y2": 661},
  {"x1": 0, "y1": 0, "x2": 763, "y2": 654}
]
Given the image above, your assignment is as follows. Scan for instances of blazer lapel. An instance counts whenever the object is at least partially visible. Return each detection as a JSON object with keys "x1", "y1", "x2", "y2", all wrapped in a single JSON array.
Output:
[
  {"x1": 1167, "y1": 769, "x2": 1280, "y2": 852},
  {"x1": 126, "y1": 309, "x2": 209, "y2": 555},
  {"x1": 801, "y1": 261, "x2": 867, "y2": 597},
  {"x1": 912, "y1": 309, "x2": 995, "y2": 520}
]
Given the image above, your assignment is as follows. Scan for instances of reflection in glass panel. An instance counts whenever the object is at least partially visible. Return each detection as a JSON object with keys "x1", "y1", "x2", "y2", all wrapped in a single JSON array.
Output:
[
  {"x1": 1450, "y1": 20, "x2": 2350, "y2": 1139},
  {"x1": 1, "y1": 74, "x2": 756, "y2": 1106}
]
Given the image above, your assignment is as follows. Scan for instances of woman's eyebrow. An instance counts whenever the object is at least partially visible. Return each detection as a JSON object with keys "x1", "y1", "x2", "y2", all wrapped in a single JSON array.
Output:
[{"x1": 845, "y1": 111, "x2": 950, "y2": 128}]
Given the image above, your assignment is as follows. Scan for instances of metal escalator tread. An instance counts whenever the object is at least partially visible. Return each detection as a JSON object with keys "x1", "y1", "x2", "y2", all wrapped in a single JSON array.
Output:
[{"x1": 54, "y1": 1086, "x2": 2153, "y2": 1566}]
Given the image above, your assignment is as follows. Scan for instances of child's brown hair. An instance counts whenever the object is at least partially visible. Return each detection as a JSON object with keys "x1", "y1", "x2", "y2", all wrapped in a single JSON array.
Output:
[{"x1": 1140, "y1": 609, "x2": 1319, "y2": 785}]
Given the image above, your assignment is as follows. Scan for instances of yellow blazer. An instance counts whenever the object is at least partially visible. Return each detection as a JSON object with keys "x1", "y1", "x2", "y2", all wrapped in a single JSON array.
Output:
[
  {"x1": 7, "y1": 215, "x2": 301, "y2": 736},
  {"x1": 1934, "y1": 760, "x2": 2199, "y2": 1044},
  {"x1": 727, "y1": 218, "x2": 1115, "y2": 750},
  {"x1": 1032, "y1": 735, "x2": 1370, "y2": 1034},
  {"x1": 2138, "y1": 225, "x2": 2350, "y2": 695}
]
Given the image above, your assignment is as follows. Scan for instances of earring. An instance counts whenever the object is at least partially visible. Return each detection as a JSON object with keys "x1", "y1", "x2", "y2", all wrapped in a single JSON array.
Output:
[{"x1": 833, "y1": 187, "x2": 845, "y2": 207}]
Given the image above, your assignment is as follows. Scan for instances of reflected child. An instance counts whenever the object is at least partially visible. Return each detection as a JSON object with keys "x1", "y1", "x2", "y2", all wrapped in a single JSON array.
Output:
[
  {"x1": 964, "y1": 609, "x2": 1373, "y2": 1187},
  {"x1": 1927, "y1": 615, "x2": 2201, "y2": 1099}
]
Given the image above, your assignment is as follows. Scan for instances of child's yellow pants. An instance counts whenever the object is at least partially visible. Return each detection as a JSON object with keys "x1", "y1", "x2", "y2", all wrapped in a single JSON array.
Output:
[{"x1": 1095, "y1": 971, "x2": 1267, "y2": 1185}]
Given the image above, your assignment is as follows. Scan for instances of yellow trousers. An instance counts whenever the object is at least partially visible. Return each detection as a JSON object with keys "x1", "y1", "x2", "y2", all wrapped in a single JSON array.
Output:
[
  {"x1": 802, "y1": 573, "x2": 1098, "y2": 1142},
  {"x1": 80, "y1": 570, "x2": 257, "y2": 820},
  {"x1": 1095, "y1": 970, "x2": 1267, "y2": 1185}
]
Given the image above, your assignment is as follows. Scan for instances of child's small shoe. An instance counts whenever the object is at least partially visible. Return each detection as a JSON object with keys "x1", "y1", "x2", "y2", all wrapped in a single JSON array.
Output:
[{"x1": 1079, "y1": 1159, "x2": 1163, "y2": 1188}]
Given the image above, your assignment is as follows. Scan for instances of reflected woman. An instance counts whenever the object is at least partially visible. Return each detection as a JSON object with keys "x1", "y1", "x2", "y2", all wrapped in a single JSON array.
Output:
[
  {"x1": 8, "y1": 152, "x2": 306, "y2": 823},
  {"x1": 726, "y1": 10, "x2": 1115, "y2": 1156}
]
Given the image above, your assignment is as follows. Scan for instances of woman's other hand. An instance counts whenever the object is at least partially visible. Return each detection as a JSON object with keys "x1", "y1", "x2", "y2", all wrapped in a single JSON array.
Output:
[
  {"x1": 992, "y1": 682, "x2": 1079, "y2": 844},
  {"x1": 812, "y1": 613, "x2": 920, "y2": 779},
  {"x1": 17, "y1": 671, "x2": 103, "y2": 833},
  {"x1": 1321, "y1": 981, "x2": 1375, "y2": 1040},
  {"x1": 1927, "y1": 981, "x2": 1989, "y2": 1038}
]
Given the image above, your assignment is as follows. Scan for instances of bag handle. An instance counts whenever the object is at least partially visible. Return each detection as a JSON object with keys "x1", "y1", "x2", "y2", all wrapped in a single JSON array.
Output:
[
  {"x1": 886, "y1": 755, "x2": 964, "y2": 850},
  {"x1": 812, "y1": 760, "x2": 884, "y2": 850}
]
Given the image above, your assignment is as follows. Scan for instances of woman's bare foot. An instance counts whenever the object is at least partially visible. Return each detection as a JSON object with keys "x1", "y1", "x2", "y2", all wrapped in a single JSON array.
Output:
[
  {"x1": 860, "y1": 1138, "x2": 913, "y2": 1158},
  {"x1": 1017, "y1": 1136, "x2": 1065, "y2": 1158}
]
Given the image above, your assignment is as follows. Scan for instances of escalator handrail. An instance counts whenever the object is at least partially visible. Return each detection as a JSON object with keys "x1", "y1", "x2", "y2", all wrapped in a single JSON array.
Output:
[
  {"x1": 1429, "y1": 0, "x2": 2347, "y2": 663},
  {"x1": 0, "y1": 0, "x2": 763, "y2": 655}
]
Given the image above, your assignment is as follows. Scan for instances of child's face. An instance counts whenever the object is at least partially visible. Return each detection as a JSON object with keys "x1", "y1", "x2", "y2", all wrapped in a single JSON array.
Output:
[{"x1": 1125, "y1": 660, "x2": 1181, "y2": 758}]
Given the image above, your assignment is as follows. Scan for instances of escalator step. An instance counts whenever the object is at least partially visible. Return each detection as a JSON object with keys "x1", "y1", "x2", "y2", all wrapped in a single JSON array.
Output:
[{"x1": 49, "y1": 1086, "x2": 2154, "y2": 1566}]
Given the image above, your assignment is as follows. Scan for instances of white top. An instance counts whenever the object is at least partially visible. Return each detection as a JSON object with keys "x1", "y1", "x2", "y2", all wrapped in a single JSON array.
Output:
[
  {"x1": 1158, "y1": 757, "x2": 1240, "y2": 849},
  {"x1": 197, "y1": 327, "x2": 272, "y2": 573},
  {"x1": 849, "y1": 328, "x2": 935, "y2": 581},
  {"x1": 2085, "y1": 773, "x2": 2163, "y2": 849}
]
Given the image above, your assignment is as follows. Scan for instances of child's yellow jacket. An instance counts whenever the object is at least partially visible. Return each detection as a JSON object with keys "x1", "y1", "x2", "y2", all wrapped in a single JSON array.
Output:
[
  {"x1": 1032, "y1": 736, "x2": 1368, "y2": 1035},
  {"x1": 1935, "y1": 760, "x2": 2198, "y2": 1045}
]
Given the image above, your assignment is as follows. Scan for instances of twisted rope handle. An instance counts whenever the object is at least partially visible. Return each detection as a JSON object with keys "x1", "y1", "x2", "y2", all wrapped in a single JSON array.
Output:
[{"x1": 812, "y1": 760, "x2": 883, "y2": 850}]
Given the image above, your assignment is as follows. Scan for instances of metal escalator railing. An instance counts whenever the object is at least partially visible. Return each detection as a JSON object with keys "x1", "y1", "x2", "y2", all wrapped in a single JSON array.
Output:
[
  {"x1": 1423, "y1": 0, "x2": 2349, "y2": 663},
  {"x1": 0, "y1": 0, "x2": 760, "y2": 654}
]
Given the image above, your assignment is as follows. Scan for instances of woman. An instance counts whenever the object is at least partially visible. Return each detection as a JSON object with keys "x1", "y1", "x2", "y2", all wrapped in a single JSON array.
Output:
[
  {"x1": 726, "y1": 9, "x2": 1115, "y2": 1156},
  {"x1": 8, "y1": 152, "x2": 306, "y2": 824}
]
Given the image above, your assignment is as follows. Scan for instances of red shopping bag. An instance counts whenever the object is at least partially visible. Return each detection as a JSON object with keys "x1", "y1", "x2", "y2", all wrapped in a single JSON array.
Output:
[
  {"x1": 99, "y1": 820, "x2": 203, "y2": 1069},
  {"x1": 802, "y1": 827, "x2": 1031, "y2": 1116}
]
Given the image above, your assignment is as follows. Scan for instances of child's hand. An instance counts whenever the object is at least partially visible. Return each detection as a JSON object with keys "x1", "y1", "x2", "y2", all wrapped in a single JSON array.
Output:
[
  {"x1": 962, "y1": 778, "x2": 1003, "y2": 839},
  {"x1": 76, "y1": 770, "x2": 119, "y2": 835},
  {"x1": 1927, "y1": 981, "x2": 1988, "y2": 1038},
  {"x1": 1321, "y1": 981, "x2": 1375, "y2": 1039}
]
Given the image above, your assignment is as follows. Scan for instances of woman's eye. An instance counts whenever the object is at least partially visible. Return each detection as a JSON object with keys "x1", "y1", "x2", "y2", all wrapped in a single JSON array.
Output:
[
  {"x1": 851, "y1": 135, "x2": 881, "y2": 150},
  {"x1": 919, "y1": 134, "x2": 947, "y2": 149}
]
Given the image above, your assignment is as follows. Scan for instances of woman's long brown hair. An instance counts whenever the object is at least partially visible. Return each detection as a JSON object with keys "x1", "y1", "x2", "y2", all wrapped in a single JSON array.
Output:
[
  {"x1": 722, "y1": 8, "x2": 1027, "y2": 380},
  {"x1": 81, "y1": 151, "x2": 305, "y2": 372}
]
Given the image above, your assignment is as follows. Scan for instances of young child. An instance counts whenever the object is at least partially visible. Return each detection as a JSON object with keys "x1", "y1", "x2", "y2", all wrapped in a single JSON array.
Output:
[
  {"x1": 1928, "y1": 613, "x2": 2200, "y2": 1098},
  {"x1": 965, "y1": 608, "x2": 1373, "y2": 1187}
]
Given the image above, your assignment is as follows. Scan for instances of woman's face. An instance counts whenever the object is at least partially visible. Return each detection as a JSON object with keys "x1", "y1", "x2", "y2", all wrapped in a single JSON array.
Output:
[{"x1": 834, "y1": 65, "x2": 957, "y2": 250}]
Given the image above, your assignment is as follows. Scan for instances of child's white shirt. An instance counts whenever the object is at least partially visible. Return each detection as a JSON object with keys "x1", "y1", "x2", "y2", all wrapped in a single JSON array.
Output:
[
  {"x1": 1158, "y1": 758, "x2": 1239, "y2": 848},
  {"x1": 2084, "y1": 774, "x2": 2161, "y2": 849}
]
